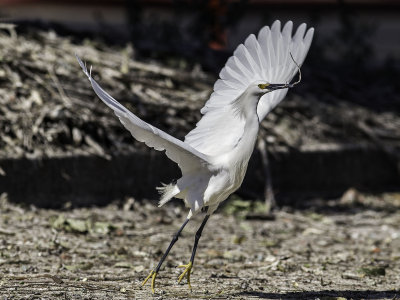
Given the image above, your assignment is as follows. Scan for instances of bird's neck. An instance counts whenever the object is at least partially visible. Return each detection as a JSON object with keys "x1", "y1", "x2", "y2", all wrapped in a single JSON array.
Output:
[
  {"x1": 230, "y1": 90, "x2": 260, "y2": 161},
  {"x1": 226, "y1": 113, "x2": 259, "y2": 186},
  {"x1": 232, "y1": 107, "x2": 260, "y2": 164},
  {"x1": 232, "y1": 92, "x2": 260, "y2": 121},
  {"x1": 241, "y1": 113, "x2": 260, "y2": 152}
]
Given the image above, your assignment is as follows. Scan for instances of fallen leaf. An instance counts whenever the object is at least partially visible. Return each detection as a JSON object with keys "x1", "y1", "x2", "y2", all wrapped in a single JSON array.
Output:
[
  {"x1": 359, "y1": 266, "x2": 386, "y2": 276},
  {"x1": 114, "y1": 262, "x2": 133, "y2": 269},
  {"x1": 64, "y1": 262, "x2": 93, "y2": 272},
  {"x1": 134, "y1": 265, "x2": 144, "y2": 272},
  {"x1": 232, "y1": 235, "x2": 246, "y2": 245},
  {"x1": 65, "y1": 219, "x2": 87, "y2": 233}
]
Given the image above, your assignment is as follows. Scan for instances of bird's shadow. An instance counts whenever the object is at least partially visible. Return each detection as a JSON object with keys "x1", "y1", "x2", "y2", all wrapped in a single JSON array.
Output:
[{"x1": 236, "y1": 290, "x2": 400, "y2": 299}]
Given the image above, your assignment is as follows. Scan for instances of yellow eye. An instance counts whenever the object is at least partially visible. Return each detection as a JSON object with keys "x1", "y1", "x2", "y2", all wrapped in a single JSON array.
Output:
[{"x1": 258, "y1": 83, "x2": 270, "y2": 90}]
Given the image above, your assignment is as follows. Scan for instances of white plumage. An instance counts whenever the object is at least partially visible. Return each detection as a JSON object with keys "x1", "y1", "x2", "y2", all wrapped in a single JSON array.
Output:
[
  {"x1": 185, "y1": 21, "x2": 314, "y2": 156},
  {"x1": 77, "y1": 20, "x2": 314, "y2": 292},
  {"x1": 77, "y1": 20, "x2": 313, "y2": 218}
]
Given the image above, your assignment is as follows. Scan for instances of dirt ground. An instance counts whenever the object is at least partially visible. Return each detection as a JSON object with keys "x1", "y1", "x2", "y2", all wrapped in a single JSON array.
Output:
[
  {"x1": 1, "y1": 27, "x2": 399, "y2": 162},
  {"x1": 0, "y1": 192, "x2": 399, "y2": 300}
]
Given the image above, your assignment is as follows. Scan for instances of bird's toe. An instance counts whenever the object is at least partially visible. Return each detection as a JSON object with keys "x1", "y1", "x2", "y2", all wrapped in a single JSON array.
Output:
[
  {"x1": 177, "y1": 262, "x2": 193, "y2": 290},
  {"x1": 141, "y1": 270, "x2": 157, "y2": 294}
]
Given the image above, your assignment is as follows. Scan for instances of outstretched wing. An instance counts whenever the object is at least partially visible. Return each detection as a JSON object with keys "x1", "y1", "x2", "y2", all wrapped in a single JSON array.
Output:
[
  {"x1": 76, "y1": 55, "x2": 210, "y2": 175},
  {"x1": 185, "y1": 20, "x2": 314, "y2": 156}
]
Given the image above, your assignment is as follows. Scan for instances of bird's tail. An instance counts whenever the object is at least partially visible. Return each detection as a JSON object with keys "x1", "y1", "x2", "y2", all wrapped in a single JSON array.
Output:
[{"x1": 157, "y1": 183, "x2": 180, "y2": 207}]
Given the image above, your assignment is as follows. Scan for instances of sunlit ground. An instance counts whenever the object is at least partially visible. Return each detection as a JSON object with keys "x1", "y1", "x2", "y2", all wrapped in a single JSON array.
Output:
[{"x1": 0, "y1": 192, "x2": 399, "y2": 299}]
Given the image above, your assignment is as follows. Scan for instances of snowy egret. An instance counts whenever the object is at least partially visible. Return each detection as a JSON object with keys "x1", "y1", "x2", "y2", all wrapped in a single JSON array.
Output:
[{"x1": 77, "y1": 20, "x2": 313, "y2": 293}]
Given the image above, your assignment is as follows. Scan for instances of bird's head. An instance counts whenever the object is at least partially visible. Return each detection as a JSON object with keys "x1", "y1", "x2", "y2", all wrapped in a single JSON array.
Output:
[
  {"x1": 232, "y1": 53, "x2": 302, "y2": 117},
  {"x1": 252, "y1": 52, "x2": 302, "y2": 98},
  {"x1": 244, "y1": 79, "x2": 297, "y2": 102},
  {"x1": 255, "y1": 81, "x2": 292, "y2": 95}
]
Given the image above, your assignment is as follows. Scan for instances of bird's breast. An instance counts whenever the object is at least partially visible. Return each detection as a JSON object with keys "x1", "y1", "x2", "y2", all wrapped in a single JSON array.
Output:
[{"x1": 204, "y1": 116, "x2": 259, "y2": 206}]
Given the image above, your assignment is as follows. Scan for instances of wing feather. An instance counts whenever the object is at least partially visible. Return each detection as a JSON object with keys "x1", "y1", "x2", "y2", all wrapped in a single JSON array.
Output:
[
  {"x1": 234, "y1": 44, "x2": 261, "y2": 75},
  {"x1": 219, "y1": 65, "x2": 246, "y2": 87},
  {"x1": 76, "y1": 55, "x2": 210, "y2": 174},
  {"x1": 244, "y1": 34, "x2": 262, "y2": 72},
  {"x1": 278, "y1": 21, "x2": 293, "y2": 80},
  {"x1": 270, "y1": 20, "x2": 281, "y2": 69},
  {"x1": 258, "y1": 26, "x2": 273, "y2": 77},
  {"x1": 185, "y1": 21, "x2": 314, "y2": 155}
]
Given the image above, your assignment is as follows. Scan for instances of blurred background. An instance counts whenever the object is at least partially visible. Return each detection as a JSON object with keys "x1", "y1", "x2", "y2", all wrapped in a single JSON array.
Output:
[{"x1": 0, "y1": 0, "x2": 399, "y2": 207}]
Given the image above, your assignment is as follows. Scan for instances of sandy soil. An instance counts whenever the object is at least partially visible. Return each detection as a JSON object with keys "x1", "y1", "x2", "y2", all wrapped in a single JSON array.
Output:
[{"x1": 0, "y1": 192, "x2": 399, "y2": 299}]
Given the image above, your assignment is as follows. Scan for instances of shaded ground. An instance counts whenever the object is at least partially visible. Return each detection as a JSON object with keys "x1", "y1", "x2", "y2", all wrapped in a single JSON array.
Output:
[
  {"x1": 1, "y1": 26, "x2": 399, "y2": 161},
  {"x1": 1, "y1": 192, "x2": 399, "y2": 299}
]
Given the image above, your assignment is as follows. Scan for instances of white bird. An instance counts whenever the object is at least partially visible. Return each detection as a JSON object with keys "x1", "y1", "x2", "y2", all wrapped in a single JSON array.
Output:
[{"x1": 77, "y1": 20, "x2": 314, "y2": 293}]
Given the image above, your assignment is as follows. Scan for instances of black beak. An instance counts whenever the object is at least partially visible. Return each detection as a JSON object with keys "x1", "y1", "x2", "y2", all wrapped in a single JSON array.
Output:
[
  {"x1": 263, "y1": 52, "x2": 303, "y2": 92},
  {"x1": 267, "y1": 83, "x2": 291, "y2": 91}
]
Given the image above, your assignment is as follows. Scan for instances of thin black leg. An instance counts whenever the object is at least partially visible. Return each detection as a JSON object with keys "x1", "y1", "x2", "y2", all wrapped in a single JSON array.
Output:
[
  {"x1": 177, "y1": 214, "x2": 211, "y2": 289},
  {"x1": 142, "y1": 217, "x2": 191, "y2": 293},
  {"x1": 190, "y1": 214, "x2": 210, "y2": 264},
  {"x1": 155, "y1": 218, "x2": 190, "y2": 272}
]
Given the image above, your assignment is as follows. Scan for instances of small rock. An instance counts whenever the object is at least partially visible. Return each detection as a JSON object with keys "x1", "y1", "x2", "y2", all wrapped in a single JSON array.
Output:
[
  {"x1": 72, "y1": 127, "x2": 82, "y2": 145},
  {"x1": 340, "y1": 188, "x2": 364, "y2": 205},
  {"x1": 134, "y1": 265, "x2": 144, "y2": 273},
  {"x1": 114, "y1": 262, "x2": 133, "y2": 269},
  {"x1": 223, "y1": 250, "x2": 245, "y2": 262}
]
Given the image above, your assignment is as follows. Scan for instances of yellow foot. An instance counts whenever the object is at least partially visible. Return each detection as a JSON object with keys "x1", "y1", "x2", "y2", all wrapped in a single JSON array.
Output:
[
  {"x1": 141, "y1": 270, "x2": 157, "y2": 294},
  {"x1": 177, "y1": 262, "x2": 193, "y2": 290}
]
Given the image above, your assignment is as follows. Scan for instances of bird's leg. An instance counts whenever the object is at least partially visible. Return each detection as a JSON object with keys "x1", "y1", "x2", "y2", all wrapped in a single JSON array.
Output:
[
  {"x1": 142, "y1": 218, "x2": 190, "y2": 293},
  {"x1": 178, "y1": 214, "x2": 210, "y2": 290}
]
